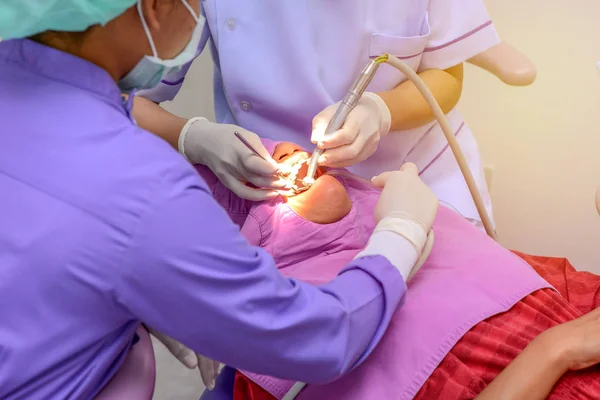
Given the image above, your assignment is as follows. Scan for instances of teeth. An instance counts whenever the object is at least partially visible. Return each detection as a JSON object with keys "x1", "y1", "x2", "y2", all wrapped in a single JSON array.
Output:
[{"x1": 282, "y1": 157, "x2": 310, "y2": 194}]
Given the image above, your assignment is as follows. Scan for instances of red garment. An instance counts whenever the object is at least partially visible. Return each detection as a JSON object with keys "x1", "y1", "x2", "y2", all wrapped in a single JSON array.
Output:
[
  {"x1": 234, "y1": 371, "x2": 274, "y2": 400},
  {"x1": 415, "y1": 253, "x2": 600, "y2": 400},
  {"x1": 233, "y1": 254, "x2": 600, "y2": 400}
]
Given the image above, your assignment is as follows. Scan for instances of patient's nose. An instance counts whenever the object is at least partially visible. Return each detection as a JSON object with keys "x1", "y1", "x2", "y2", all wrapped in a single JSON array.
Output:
[{"x1": 274, "y1": 143, "x2": 304, "y2": 161}]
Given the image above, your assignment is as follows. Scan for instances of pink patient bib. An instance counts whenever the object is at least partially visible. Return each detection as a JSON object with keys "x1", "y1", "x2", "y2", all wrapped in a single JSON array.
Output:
[{"x1": 239, "y1": 175, "x2": 551, "y2": 400}]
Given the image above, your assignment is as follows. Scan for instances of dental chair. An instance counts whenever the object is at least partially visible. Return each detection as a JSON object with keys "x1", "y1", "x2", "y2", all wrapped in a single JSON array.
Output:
[
  {"x1": 468, "y1": 42, "x2": 536, "y2": 87},
  {"x1": 95, "y1": 326, "x2": 156, "y2": 400},
  {"x1": 92, "y1": 41, "x2": 536, "y2": 400}
]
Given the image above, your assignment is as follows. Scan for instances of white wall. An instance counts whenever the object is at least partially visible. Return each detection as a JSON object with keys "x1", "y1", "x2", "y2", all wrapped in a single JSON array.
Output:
[
  {"x1": 162, "y1": 50, "x2": 215, "y2": 120},
  {"x1": 459, "y1": 0, "x2": 600, "y2": 271},
  {"x1": 163, "y1": 1, "x2": 600, "y2": 271}
]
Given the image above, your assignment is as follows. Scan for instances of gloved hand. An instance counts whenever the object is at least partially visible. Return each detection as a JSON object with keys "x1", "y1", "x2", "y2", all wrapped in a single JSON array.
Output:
[
  {"x1": 355, "y1": 163, "x2": 438, "y2": 280},
  {"x1": 371, "y1": 163, "x2": 438, "y2": 231},
  {"x1": 311, "y1": 92, "x2": 392, "y2": 168},
  {"x1": 149, "y1": 329, "x2": 221, "y2": 391},
  {"x1": 178, "y1": 118, "x2": 291, "y2": 201}
]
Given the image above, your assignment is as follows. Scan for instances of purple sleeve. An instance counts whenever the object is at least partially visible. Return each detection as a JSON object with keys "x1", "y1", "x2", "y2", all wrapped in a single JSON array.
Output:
[
  {"x1": 194, "y1": 165, "x2": 252, "y2": 228},
  {"x1": 115, "y1": 164, "x2": 406, "y2": 383}
]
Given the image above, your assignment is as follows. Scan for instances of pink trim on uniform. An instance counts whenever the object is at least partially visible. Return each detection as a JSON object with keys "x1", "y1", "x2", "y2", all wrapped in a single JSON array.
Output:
[
  {"x1": 370, "y1": 52, "x2": 423, "y2": 60},
  {"x1": 424, "y1": 21, "x2": 493, "y2": 52},
  {"x1": 418, "y1": 122, "x2": 465, "y2": 176},
  {"x1": 405, "y1": 124, "x2": 438, "y2": 160},
  {"x1": 396, "y1": 52, "x2": 424, "y2": 60}
]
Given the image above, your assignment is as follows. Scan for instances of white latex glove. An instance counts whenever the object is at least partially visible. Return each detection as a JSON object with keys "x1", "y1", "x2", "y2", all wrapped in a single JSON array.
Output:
[
  {"x1": 371, "y1": 163, "x2": 439, "y2": 231},
  {"x1": 149, "y1": 329, "x2": 221, "y2": 391},
  {"x1": 311, "y1": 92, "x2": 392, "y2": 168},
  {"x1": 197, "y1": 354, "x2": 221, "y2": 391},
  {"x1": 178, "y1": 118, "x2": 291, "y2": 201},
  {"x1": 357, "y1": 163, "x2": 438, "y2": 280}
]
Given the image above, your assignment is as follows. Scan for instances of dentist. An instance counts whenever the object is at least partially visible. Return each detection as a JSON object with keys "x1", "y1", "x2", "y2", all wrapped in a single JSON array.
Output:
[{"x1": 0, "y1": 1, "x2": 438, "y2": 399}]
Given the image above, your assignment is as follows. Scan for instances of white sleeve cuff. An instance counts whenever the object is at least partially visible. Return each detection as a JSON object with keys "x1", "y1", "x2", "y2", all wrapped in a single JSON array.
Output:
[{"x1": 355, "y1": 231, "x2": 419, "y2": 282}]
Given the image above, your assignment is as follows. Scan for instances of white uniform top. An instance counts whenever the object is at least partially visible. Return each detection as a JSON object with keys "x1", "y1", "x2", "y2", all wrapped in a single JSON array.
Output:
[{"x1": 140, "y1": 0, "x2": 499, "y2": 225}]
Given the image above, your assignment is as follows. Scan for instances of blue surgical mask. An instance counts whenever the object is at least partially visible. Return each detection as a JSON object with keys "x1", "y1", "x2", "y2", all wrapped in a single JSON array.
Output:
[{"x1": 118, "y1": 0, "x2": 203, "y2": 93}]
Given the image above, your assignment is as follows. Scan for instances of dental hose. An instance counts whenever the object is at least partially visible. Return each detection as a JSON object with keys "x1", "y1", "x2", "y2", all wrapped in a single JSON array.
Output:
[
  {"x1": 382, "y1": 54, "x2": 496, "y2": 240},
  {"x1": 306, "y1": 54, "x2": 497, "y2": 240}
]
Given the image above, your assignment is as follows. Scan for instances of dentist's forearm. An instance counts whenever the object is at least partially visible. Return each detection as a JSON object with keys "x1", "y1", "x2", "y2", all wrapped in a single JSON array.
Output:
[
  {"x1": 377, "y1": 64, "x2": 463, "y2": 131},
  {"x1": 132, "y1": 96, "x2": 187, "y2": 149}
]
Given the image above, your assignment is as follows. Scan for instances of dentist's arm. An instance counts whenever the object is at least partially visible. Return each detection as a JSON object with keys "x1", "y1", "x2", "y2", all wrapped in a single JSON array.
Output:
[
  {"x1": 114, "y1": 160, "x2": 436, "y2": 383},
  {"x1": 132, "y1": 96, "x2": 186, "y2": 149},
  {"x1": 378, "y1": 64, "x2": 463, "y2": 131},
  {"x1": 115, "y1": 165, "x2": 405, "y2": 383}
]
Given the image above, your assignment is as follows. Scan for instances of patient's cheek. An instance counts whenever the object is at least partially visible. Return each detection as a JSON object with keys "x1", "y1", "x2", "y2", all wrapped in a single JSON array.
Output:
[{"x1": 286, "y1": 176, "x2": 352, "y2": 224}]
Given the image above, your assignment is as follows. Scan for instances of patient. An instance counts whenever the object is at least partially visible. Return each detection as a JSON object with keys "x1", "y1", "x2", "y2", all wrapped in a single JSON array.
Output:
[{"x1": 198, "y1": 141, "x2": 600, "y2": 400}]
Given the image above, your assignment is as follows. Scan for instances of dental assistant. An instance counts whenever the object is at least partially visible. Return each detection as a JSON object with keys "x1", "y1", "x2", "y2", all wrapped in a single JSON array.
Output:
[
  {"x1": 136, "y1": 0, "x2": 499, "y2": 226},
  {"x1": 0, "y1": 1, "x2": 439, "y2": 399}
]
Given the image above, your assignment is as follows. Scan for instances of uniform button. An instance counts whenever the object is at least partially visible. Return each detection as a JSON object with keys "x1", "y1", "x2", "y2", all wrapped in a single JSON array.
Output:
[
  {"x1": 240, "y1": 101, "x2": 252, "y2": 111},
  {"x1": 226, "y1": 18, "x2": 237, "y2": 30}
]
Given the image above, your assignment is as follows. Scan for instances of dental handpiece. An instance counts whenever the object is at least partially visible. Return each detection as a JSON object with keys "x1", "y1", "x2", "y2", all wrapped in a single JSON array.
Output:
[{"x1": 303, "y1": 59, "x2": 382, "y2": 186}]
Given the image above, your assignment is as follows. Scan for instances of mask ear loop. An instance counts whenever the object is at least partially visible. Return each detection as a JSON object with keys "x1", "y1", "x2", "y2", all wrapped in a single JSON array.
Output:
[
  {"x1": 137, "y1": 0, "x2": 159, "y2": 57},
  {"x1": 179, "y1": 0, "x2": 201, "y2": 21},
  {"x1": 136, "y1": 0, "x2": 199, "y2": 59}
]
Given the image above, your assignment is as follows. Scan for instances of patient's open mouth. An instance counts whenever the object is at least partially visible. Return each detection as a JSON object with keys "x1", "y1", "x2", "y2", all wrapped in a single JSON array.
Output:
[{"x1": 280, "y1": 152, "x2": 324, "y2": 196}]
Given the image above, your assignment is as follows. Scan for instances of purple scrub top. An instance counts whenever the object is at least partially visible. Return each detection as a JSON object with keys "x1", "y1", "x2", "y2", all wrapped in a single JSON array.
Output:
[{"x1": 0, "y1": 39, "x2": 405, "y2": 399}]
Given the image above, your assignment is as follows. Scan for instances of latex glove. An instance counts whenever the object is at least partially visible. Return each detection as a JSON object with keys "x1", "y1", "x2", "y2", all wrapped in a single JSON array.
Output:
[
  {"x1": 149, "y1": 329, "x2": 221, "y2": 390},
  {"x1": 311, "y1": 92, "x2": 391, "y2": 168},
  {"x1": 178, "y1": 118, "x2": 291, "y2": 201},
  {"x1": 357, "y1": 163, "x2": 438, "y2": 280},
  {"x1": 197, "y1": 354, "x2": 221, "y2": 391},
  {"x1": 371, "y1": 163, "x2": 438, "y2": 231}
]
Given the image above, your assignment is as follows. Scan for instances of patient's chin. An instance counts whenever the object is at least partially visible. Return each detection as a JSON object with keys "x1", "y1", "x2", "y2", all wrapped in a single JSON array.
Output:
[{"x1": 286, "y1": 175, "x2": 352, "y2": 224}]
